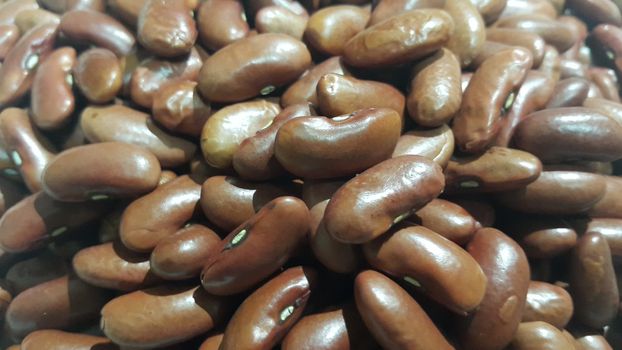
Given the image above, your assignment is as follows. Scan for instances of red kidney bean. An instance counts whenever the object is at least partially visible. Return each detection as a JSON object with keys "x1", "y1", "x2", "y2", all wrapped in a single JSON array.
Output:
[
  {"x1": 496, "y1": 15, "x2": 578, "y2": 53},
  {"x1": 73, "y1": 48, "x2": 122, "y2": 103},
  {"x1": 503, "y1": 215, "x2": 578, "y2": 259},
  {"x1": 588, "y1": 175, "x2": 622, "y2": 219},
  {"x1": 408, "y1": 198, "x2": 479, "y2": 245},
  {"x1": 522, "y1": 281, "x2": 573, "y2": 329},
  {"x1": 509, "y1": 321, "x2": 576, "y2": 349},
  {"x1": 545, "y1": 77, "x2": 591, "y2": 108},
  {"x1": 137, "y1": 0, "x2": 197, "y2": 57},
  {"x1": 304, "y1": 5, "x2": 369, "y2": 56},
  {"x1": 197, "y1": 0, "x2": 249, "y2": 51},
  {"x1": 391, "y1": 124, "x2": 455, "y2": 168},
  {"x1": 369, "y1": 0, "x2": 446, "y2": 26},
  {"x1": 445, "y1": 0, "x2": 486, "y2": 67},
  {"x1": 567, "y1": 0, "x2": 622, "y2": 26},
  {"x1": 59, "y1": 10, "x2": 135, "y2": 56},
  {"x1": 281, "y1": 56, "x2": 349, "y2": 107},
  {"x1": 574, "y1": 218, "x2": 622, "y2": 256},
  {"x1": 255, "y1": 5, "x2": 309, "y2": 40},
  {"x1": 152, "y1": 79, "x2": 211, "y2": 138}
]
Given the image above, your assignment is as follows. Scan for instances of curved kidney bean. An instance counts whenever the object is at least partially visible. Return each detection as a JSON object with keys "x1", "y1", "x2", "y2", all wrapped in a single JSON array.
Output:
[
  {"x1": 496, "y1": 15, "x2": 577, "y2": 53},
  {"x1": 59, "y1": 10, "x2": 134, "y2": 56},
  {"x1": 445, "y1": 0, "x2": 485, "y2": 67},
  {"x1": 255, "y1": 5, "x2": 309, "y2": 40},
  {"x1": 522, "y1": 281, "x2": 573, "y2": 329},
  {"x1": 409, "y1": 198, "x2": 479, "y2": 245},
  {"x1": 391, "y1": 124, "x2": 455, "y2": 168},
  {"x1": 281, "y1": 56, "x2": 349, "y2": 107}
]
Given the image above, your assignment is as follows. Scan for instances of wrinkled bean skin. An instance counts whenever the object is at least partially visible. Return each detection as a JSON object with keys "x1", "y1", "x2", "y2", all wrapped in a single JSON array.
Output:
[
  {"x1": 281, "y1": 56, "x2": 349, "y2": 107},
  {"x1": 317, "y1": 74, "x2": 405, "y2": 118},
  {"x1": 72, "y1": 240, "x2": 159, "y2": 291},
  {"x1": 233, "y1": 103, "x2": 313, "y2": 181},
  {"x1": 100, "y1": 285, "x2": 230, "y2": 348},
  {"x1": 138, "y1": 0, "x2": 197, "y2": 57},
  {"x1": 6, "y1": 275, "x2": 110, "y2": 341},
  {"x1": 304, "y1": 5, "x2": 369, "y2": 56},
  {"x1": 407, "y1": 48, "x2": 461, "y2": 127},
  {"x1": 198, "y1": 33, "x2": 311, "y2": 103},
  {"x1": 6, "y1": 252, "x2": 68, "y2": 293},
  {"x1": 503, "y1": 216, "x2": 577, "y2": 259},
  {"x1": 409, "y1": 198, "x2": 479, "y2": 245},
  {"x1": 391, "y1": 124, "x2": 454, "y2": 168},
  {"x1": 152, "y1": 80, "x2": 210, "y2": 138},
  {"x1": 588, "y1": 176, "x2": 622, "y2": 219},
  {"x1": 255, "y1": 5, "x2": 308, "y2": 40},
  {"x1": 120, "y1": 175, "x2": 200, "y2": 253},
  {"x1": 522, "y1": 281, "x2": 573, "y2": 328},
  {"x1": 201, "y1": 196, "x2": 309, "y2": 295},
  {"x1": 545, "y1": 77, "x2": 590, "y2": 108},
  {"x1": 496, "y1": 15, "x2": 577, "y2": 53},
  {"x1": 30, "y1": 47, "x2": 76, "y2": 130},
  {"x1": 21, "y1": 330, "x2": 118, "y2": 350},
  {"x1": 281, "y1": 305, "x2": 377, "y2": 350},
  {"x1": 458, "y1": 227, "x2": 530, "y2": 350},
  {"x1": 486, "y1": 28, "x2": 545, "y2": 67},
  {"x1": 495, "y1": 171, "x2": 607, "y2": 215},
  {"x1": 445, "y1": 147, "x2": 542, "y2": 193},
  {"x1": 81, "y1": 105, "x2": 196, "y2": 167},
  {"x1": 199, "y1": 175, "x2": 292, "y2": 231},
  {"x1": 150, "y1": 224, "x2": 221, "y2": 280},
  {"x1": 0, "y1": 24, "x2": 19, "y2": 60},
  {"x1": 453, "y1": 47, "x2": 532, "y2": 153},
  {"x1": 324, "y1": 155, "x2": 444, "y2": 244},
  {"x1": 469, "y1": 0, "x2": 507, "y2": 23},
  {"x1": 42, "y1": 142, "x2": 161, "y2": 201},
  {"x1": 275, "y1": 108, "x2": 401, "y2": 179},
  {"x1": 445, "y1": 0, "x2": 486, "y2": 68},
  {"x1": 508, "y1": 321, "x2": 576, "y2": 350},
  {"x1": 569, "y1": 232, "x2": 619, "y2": 329},
  {"x1": 369, "y1": 0, "x2": 446, "y2": 26},
  {"x1": 0, "y1": 23, "x2": 57, "y2": 108},
  {"x1": 354, "y1": 270, "x2": 455, "y2": 350},
  {"x1": 343, "y1": 9, "x2": 454, "y2": 68},
  {"x1": 513, "y1": 107, "x2": 622, "y2": 162},
  {"x1": 219, "y1": 266, "x2": 317, "y2": 350},
  {"x1": 0, "y1": 192, "x2": 108, "y2": 253},
  {"x1": 59, "y1": 10, "x2": 135, "y2": 56},
  {"x1": 567, "y1": 0, "x2": 622, "y2": 26},
  {"x1": 364, "y1": 224, "x2": 487, "y2": 314},
  {"x1": 74, "y1": 48, "x2": 122, "y2": 103},
  {"x1": 0, "y1": 108, "x2": 56, "y2": 192},
  {"x1": 197, "y1": 0, "x2": 248, "y2": 51}
]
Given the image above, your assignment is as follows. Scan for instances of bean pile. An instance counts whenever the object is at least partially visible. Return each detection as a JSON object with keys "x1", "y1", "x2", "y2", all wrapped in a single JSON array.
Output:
[{"x1": 0, "y1": 0, "x2": 620, "y2": 349}]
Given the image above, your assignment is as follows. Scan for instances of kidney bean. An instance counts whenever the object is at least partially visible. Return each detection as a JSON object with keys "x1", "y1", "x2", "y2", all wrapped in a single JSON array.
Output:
[
  {"x1": 583, "y1": 97, "x2": 622, "y2": 126},
  {"x1": 275, "y1": 108, "x2": 401, "y2": 179},
  {"x1": 391, "y1": 124, "x2": 454, "y2": 168},
  {"x1": 152, "y1": 80, "x2": 210, "y2": 137},
  {"x1": 150, "y1": 224, "x2": 221, "y2": 280},
  {"x1": 0, "y1": 23, "x2": 57, "y2": 107},
  {"x1": 101, "y1": 285, "x2": 230, "y2": 348},
  {"x1": 503, "y1": 215, "x2": 577, "y2": 259},
  {"x1": 21, "y1": 330, "x2": 118, "y2": 350},
  {"x1": 197, "y1": 0, "x2": 248, "y2": 51},
  {"x1": 255, "y1": 5, "x2": 308, "y2": 40},
  {"x1": 369, "y1": 0, "x2": 445, "y2": 25},
  {"x1": 453, "y1": 47, "x2": 532, "y2": 153},
  {"x1": 500, "y1": 0, "x2": 557, "y2": 19},
  {"x1": 233, "y1": 103, "x2": 313, "y2": 181},
  {"x1": 198, "y1": 333, "x2": 223, "y2": 350},
  {"x1": 513, "y1": 107, "x2": 622, "y2": 162},
  {"x1": 487, "y1": 29, "x2": 545, "y2": 67},
  {"x1": 137, "y1": 0, "x2": 197, "y2": 57},
  {"x1": 587, "y1": 176, "x2": 622, "y2": 219},
  {"x1": 245, "y1": 0, "x2": 308, "y2": 20},
  {"x1": 59, "y1": 10, "x2": 134, "y2": 56},
  {"x1": 324, "y1": 155, "x2": 444, "y2": 243},
  {"x1": 522, "y1": 281, "x2": 573, "y2": 328},
  {"x1": 577, "y1": 335, "x2": 615, "y2": 350},
  {"x1": 72, "y1": 240, "x2": 160, "y2": 291},
  {"x1": 496, "y1": 15, "x2": 577, "y2": 53},
  {"x1": 0, "y1": 0, "x2": 38, "y2": 26},
  {"x1": 73, "y1": 48, "x2": 122, "y2": 104},
  {"x1": 545, "y1": 77, "x2": 590, "y2": 108},
  {"x1": 15, "y1": 9, "x2": 59, "y2": 35},
  {"x1": 408, "y1": 198, "x2": 478, "y2": 245},
  {"x1": 569, "y1": 232, "x2": 619, "y2": 329},
  {"x1": 508, "y1": 321, "x2": 576, "y2": 349},
  {"x1": 201, "y1": 196, "x2": 309, "y2": 295},
  {"x1": 444, "y1": 0, "x2": 485, "y2": 68},
  {"x1": 573, "y1": 218, "x2": 622, "y2": 256},
  {"x1": 281, "y1": 56, "x2": 349, "y2": 107},
  {"x1": 0, "y1": 192, "x2": 108, "y2": 252},
  {"x1": 590, "y1": 67, "x2": 620, "y2": 102},
  {"x1": 219, "y1": 266, "x2": 316, "y2": 350},
  {"x1": 5, "y1": 251, "x2": 68, "y2": 293},
  {"x1": 538, "y1": 44, "x2": 562, "y2": 82},
  {"x1": 343, "y1": 9, "x2": 453, "y2": 68},
  {"x1": 354, "y1": 269, "x2": 454, "y2": 349},
  {"x1": 559, "y1": 58, "x2": 590, "y2": 80},
  {"x1": 106, "y1": 0, "x2": 145, "y2": 26},
  {"x1": 469, "y1": 0, "x2": 507, "y2": 23},
  {"x1": 304, "y1": 5, "x2": 369, "y2": 56},
  {"x1": 567, "y1": 0, "x2": 622, "y2": 26},
  {"x1": 120, "y1": 175, "x2": 200, "y2": 252},
  {"x1": 458, "y1": 227, "x2": 530, "y2": 350},
  {"x1": 6, "y1": 274, "x2": 110, "y2": 340},
  {"x1": 0, "y1": 24, "x2": 19, "y2": 60},
  {"x1": 317, "y1": 74, "x2": 406, "y2": 118},
  {"x1": 42, "y1": 142, "x2": 161, "y2": 201}
]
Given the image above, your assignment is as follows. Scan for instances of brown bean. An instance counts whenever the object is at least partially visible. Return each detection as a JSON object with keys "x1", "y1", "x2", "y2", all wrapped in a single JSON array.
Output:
[
  {"x1": 0, "y1": 0, "x2": 38, "y2": 26},
  {"x1": 42, "y1": 142, "x2": 161, "y2": 201},
  {"x1": 391, "y1": 124, "x2": 455, "y2": 168},
  {"x1": 14, "y1": 8, "x2": 59, "y2": 35},
  {"x1": 576, "y1": 335, "x2": 615, "y2": 350},
  {"x1": 324, "y1": 155, "x2": 445, "y2": 243},
  {"x1": 496, "y1": 15, "x2": 577, "y2": 53},
  {"x1": 59, "y1": 10, "x2": 135, "y2": 56},
  {"x1": 458, "y1": 227, "x2": 530, "y2": 350},
  {"x1": 0, "y1": 24, "x2": 19, "y2": 60},
  {"x1": 275, "y1": 108, "x2": 401, "y2": 179},
  {"x1": 201, "y1": 100, "x2": 280, "y2": 169},
  {"x1": 21, "y1": 330, "x2": 118, "y2": 350},
  {"x1": 409, "y1": 198, "x2": 479, "y2": 245},
  {"x1": 281, "y1": 56, "x2": 349, "y2": 107},
  {"x1": 197, "y1": 0, "x2": 248, "y2": 51},
  {"x1": 354, "y1": 269, "x2": 454, "y2": 350},
  {"x1": 73, "y1": 48, "x2": 122, "y2": 103},
  {"x1": 150, "y1": 224, "x2": 221, "y2": 280},
  {"x1": 137, "y1": 0, "x2": 197, "y2": 57},
  {"x1": 0, "y1": 108, "x2": 56, "y2": 192},
  {"x1": 80, "y1": 105, "x2": 196, "y2": 167},
  {"x1": 5, "y1": 251, "x2": 68, "y2": 293},
  {"x1": 198, "y1": 333, "x2": 223, "y2": 350},
  {"x1": 304, "y1": 5, "x2": 369, "y2": 56},
  {"x1": 487, "y1": 28, "x2": 546, "y2": 67},
  {"x1": 444, "y1": 0, "x2": 486, "y2": 67},
  {"x1": 583, "y1": 97, "x2": 622, "y2": 126},
  {"x1": 508, "y1": 321, "x2": 576, "y2": 350},
  {"x1": 6, "y1": 274, "x2": 110, "y2": 340},
  {"x1": 152, "y1": 80, "x2": 210, "y2": 138},
  {"x1": 538, "y1": 44, "x2": 561, "y2": 82},
  {"x1": 559, "y1": 58, "x2": 589, "y2": 80},
  {"x1": 522, "y1": 281, "x2": 573, "y2": 328},
  {"x1": 39, "y1": 0, "x2": 106, "y2": 13},
  {"x1": 107, "y1": 0, "x2": 145, "y2": 26},
  {"x1": 201, "y1": 196, "x2": 309, "y2": 295},
  {"x1": 503, "y1": 215, "x2": 578, "y2": 259},
  {"x1": 255, "y1": 5, "x2": 308, "y2": 40},
  {"x1": 590, "y1": 67, "x2": 620, "y2": 102},
  {"x1": 588, "y1": 176, "x2": 622, "y2": 219},
  {"x1": 569, "y1": 232, "x2": 619, "y2": 328},
  {"x1": 567, "y1": 0, "x2": 622, "y2": 26},
  {"x1": 199, "y1": 175, "x2": 292, "y2": 232},
  {"x1": 500, "y1": 0, "x2": 557, "y2": 19},
  {"x1": 545, "y1": 77, "x2": 590, "y2": 108},
  {"x1": 469, "y1": 0, "x2": 507, "y2": 23},
  {"x1": 101, "y1": 285, "x2": 230, "y2": 348},
  {"x1": 512, "y1": 107, "x2": 622, "y2": 162},
  {"x1": 30, "y1": 47, "x2": 76, "y2": 130},
  {"x1": 343, "y1": 9, "x2": 453, "y2": 68},
  {"x1": 0, "y1": 23, "x2": 57, "y2": 107},
  {"x1": 219, "y1": 267, "x2": 316, "y2": 350},
  {"x1": 369, "y1": 0, "x2": 446, "y2": 25},
  {"x1": 0, "y1": 192, "x2": 108, "y2": 252},
  {"x1": 573, "y1": 218, "x2": 622, "y2": 256},
  {"x1": 302, "y1": 178, "x2": 344, "y2": 209}
]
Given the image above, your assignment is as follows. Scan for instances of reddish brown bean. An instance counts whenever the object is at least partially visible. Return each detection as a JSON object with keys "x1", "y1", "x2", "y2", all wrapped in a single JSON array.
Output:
[
  {"x1": 496, "y1": 15, "x2": 577, "y2": 53},
  {"x1": 15, "y1": 9, "x2": 60, "y2": 35},
  {"x1": 281, "y1": 56, "x2": 349, "y2": 107},
  {"x1": 197, "y1": 0, "x2": 248, "y2": 51},
  {"x1": 409, "y1": 198, "x2": 479, "y2": 245},
  {"x1": 152, "y1": 79, "x2": 210, "y2": 137},
  {"x1": 487, "y1": 28, "x2": 546, "y2": 67},
  {"x1": 137, "y1": 0, "x2": 197, "y2": 57},
  {"x1": 583, "y1": 97, "x2": 622, "y2": 126},
  {"x1": 391, "y1": 124, "x2": 455, "y2": 168},
  {"x1": 0, "y1": 0, "x2": 38, "y2": 26},
  {"x1": 106, "y1": 0, "x2": 145, "y2": 26},
  {"x1": 304, "y1": 5, "x2": 369, "y2": 56},
  {"x1": 588, "y1": 176, "x2": 622, "y2": 219},
  {"x1": 445, "y1": 0, "x2": 486, "y2": 67},
  {"x1": 500, "y1": 0, "x2": 557, "y2": 19},
  {"x1": 577, "y1": 335, "x2": 615, "y2": 350},
  {"x1": 470, "y1": 0, "x2": 508, "y2": 23},
  {"x1": 545, "y1": 77, "x2": 590, "y2": 108},
  {"x1": 503, "y1": 215, "x2": 578, "y2": 259},
  {"x1": 509, "y1": 321, "x2": 576, "y2": 349},
  {"x1": 369, "y1": 0, "x2": 446, "y2": 25},
  {"x1": 73, "y1": 48, "x2": 122, "y2": 103},
  {"x1": 523, "y1": 281, "x2": 573, "y2": 329},
  {"x1": 255, "y1": 5, "x2": 308, "y2": 40},
  {"x1": 567, "y1": 0, "x2": 622, "y2": 26},
  {"x1": 0, "y1": 24, "x2": 20, "y2": 60},
  {"x1": 21, "y1": 330, "x2": 118, "y2": 350},
  {"x1": 59, "y1": 10, "x2": 135, "y2": 56},
  {"x1": 5, "y1": 252, "x2": 68, "y2": 293}
]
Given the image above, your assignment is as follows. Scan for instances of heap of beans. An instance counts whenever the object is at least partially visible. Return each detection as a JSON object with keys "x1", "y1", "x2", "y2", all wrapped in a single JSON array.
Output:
[{"x1": 0, "y1": 0, "x2": 620, "y2": 349}]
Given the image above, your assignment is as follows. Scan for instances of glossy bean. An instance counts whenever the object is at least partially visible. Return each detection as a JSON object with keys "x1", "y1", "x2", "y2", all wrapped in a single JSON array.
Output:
[
  {"x1": 137, "y1": 0, "x2": 197, "y2": 57},
  {"x1": 255, "y1": 5, "x2": 308, "y2": 40},
  {"x1": 522, "y1": 281, "x2": 573, "y2": 329},
  {"x1": 0, "y1": 24, "x2": 19, "y2": 60},
  {"x1": 281, "y1": 56, "x2": 349, "y2": 107},
  {"x1": 445, "y1": 0, "x2": 486, "y2": 67},
  {"x1": 588, "y1": 176, "x2": 622, "y2": 219},
  {"x1": 567, "y1": 0, "x2": 622, "y2": 26},
  {"x1": 59, "y1": 10, "x2": 135, "y2": 56},
  {"x1": 369, "y1": 0, "x2": 446, "y2": 25},
  {"x1": 545, "y1": 77, "x2": 590, "y2": 108},
  {"x1": 469, "y1": 0, "x2": 508, "y2": 23},
  {"x1": 496, "y1": 15, "x2": 577, "y2": 53},
  {"x1": 409, "y1": 198, "x2": 479, "y2": 245},
  {"x1": 391, "y1": 124, "x2": 454, "y2": 168},
  {"x1": 503, "y1": 215, "x2": 578, "y2": 259},
  {"x1": 73, "y1": 48, "x2": 122, "y2": 103},
  {"x1": 583, "y1": 97, "x2": 622, "y2": 126},
  {"x1": 197, "y1": 0, "x2": 248, "y2": 51},
  {"x1": 21, "y1": 330, "x2": 118, "y2": 350},
  {"x1": 152, "y1": 79, "x2": 210, "y2": 138},
  {"x1": 577, "y1": 335, "x2": 615, "y2": 350},
  {"x1": 304, "y1": 5, "x2": 369, "y2": 56},
  {"x1": 508, "y1": 321, "x2": 576, "y2": 350},
  {"x1": 590, "y1": 67, "x2": 620, "y2": 102}
]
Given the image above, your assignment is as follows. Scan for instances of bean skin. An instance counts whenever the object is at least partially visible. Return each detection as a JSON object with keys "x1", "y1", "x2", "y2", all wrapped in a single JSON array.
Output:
[
  {"x1": 304, "y1": 5, "x2": 369, "y2": 56},
  {"x1": 409, "y1": 198, "x2": 479, "y2": 245},
  {"x1": 444, "y1": 0, "x2": 486, "y2": 67},
  {"x1": 21, "y1": 330, "x2": 118, "y2": 350},
  {"x1": 508, "y1": 321, "x2": 576, "y2": 350},
  {"x1": 354, "y1": 270, "x2": 455, "y2": 350},
  {"x1": 15, "y1": 9, "x2": 60, "y2": 35},
  {"x1": 281, "y1": 56, "x2": 349, "y2": 107},
  {"x1": 59, "y1": 10, "x2": 135, "y2": 56},
  {"x1": 502, "y1": 215, "x2": 578, "y2": 259},
  {"x1": 545, "y1": 77, "x2": 590, "y2": 108},
  {"x1": 152, "y1": 79, "x2": 211, "y2": 137},
  {"x1": 219, "y1": 266, "x2": 317, "y2": 350},
  {"x1": 201, "y1": 196, "x2": 310, "y2": 295},
  {"x1": 197, "y1": 0, "x2": 249, "y2": 51},
  {"x1": 255, "y1": 5, "x2": 308, "y2": 40},
  {"x1": 522, "y1": 281, "x2": 573, "y2": 329},
  {"x1": 567, "y1": 0, "x2": 622, "y2": 26},
  {"x1": 486, "y1": 28, "x2": 546, "y2": 67},
  {"x1": 324, "y1": 155, "x2": 445, "y2": 244},
  {"x1": 578, "y1": 218, "x2": 622, "y2": 256},
  {"x1": 107, "y1": 0, "x2": 145, "y2": 26},
  {"x1": 391, "y1": 124, "x2": 455, "y2": 168},
  {"x1": 0, "y1": 0, "x2": 38, "y2": 26},
  {"x1": 576, "y1": 335, "x2": 615, "y2": 350},
  {"x1": 469, "y1": 0, "x2": 508, "y2": 23},
  {"x1": 137, "y1": 0, "x2": 197, "y2": 57},
  {"x1": 495, "y1": 15, "x2": 577, "y2": 53},
  {"x1": 73, "y1": 48, "x2": 122, "y2": 103}
]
